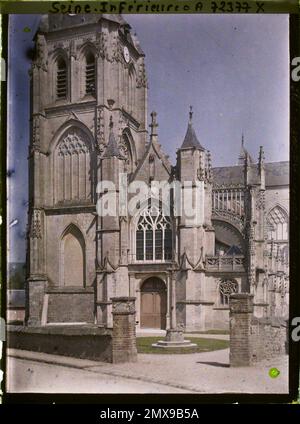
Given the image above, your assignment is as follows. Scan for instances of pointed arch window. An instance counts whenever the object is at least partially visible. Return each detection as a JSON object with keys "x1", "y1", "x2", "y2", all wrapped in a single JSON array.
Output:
[
  {"x1": 56, "y1": 57, "x2": 67, "y2": 99},
  {"x1": 136, "y1": 202, "x2": 172, "y2": 262},
  {"x1": 60, "y1": 225, "x2": 85, "y2": 287},
  {"x1": 54, "y1": 128, "x2": 91, "y2": 204},
  {"x1": 85, "y1": 52, "x2": 96, "y2": 95},
  {"x1": 267, "y1": 206, "x2": 288, "y2": 241}
]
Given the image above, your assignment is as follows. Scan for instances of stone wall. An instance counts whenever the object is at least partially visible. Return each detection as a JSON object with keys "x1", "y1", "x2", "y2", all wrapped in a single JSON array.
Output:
[
  {"x1": 250, "y1": 317, "x2": 288, "y2": 362},
  {"x1": 46, "y1": 289, "x2": 94, "y2": 323},
  {"x1": 8, "y1": 325, "x2": 113, "y2": 362},
  {"x1": 9, "y1": 297, "x2": 139, "y2": 364},
  {"x1": 229, "y1": 293, "x2": 288, "y2": 366}
]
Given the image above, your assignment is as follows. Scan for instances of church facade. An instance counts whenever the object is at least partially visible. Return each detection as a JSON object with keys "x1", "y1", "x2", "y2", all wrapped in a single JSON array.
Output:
[{"x1": 26, "y1": 14, "x2": 289, "y2": 331}]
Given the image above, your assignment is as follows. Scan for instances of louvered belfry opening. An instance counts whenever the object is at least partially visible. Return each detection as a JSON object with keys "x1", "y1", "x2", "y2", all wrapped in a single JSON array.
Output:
[
  {"x1": 85, "y1": 52, "x2": 96, "y2": 95},
  {"x1": 56, "y1": 57, "x2": 67, "y2": 99}
]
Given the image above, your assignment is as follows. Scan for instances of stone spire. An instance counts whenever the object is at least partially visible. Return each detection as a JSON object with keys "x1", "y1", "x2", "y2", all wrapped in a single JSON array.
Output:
[
  {"x1": 258, "y1": 145, "x2": 265, "y2": 168},
  {"x1": 238, "y1": 133, "x2": 253, "y2": 165},
  {"x1": 244, "y1": 147, "x2": 250, "y2": 186},
  {"x1": 149, "y1": 111, "x2": 158, "y2": 138},
  {"x1": 180, "y1": 106, "x2": 205, "y2": 150},
  {"x1": 258, "y1": 145, "x2": 265, "y2": 189},
  {"x1": 103, "y1": 116, "x2": 122, "y2": 158}
]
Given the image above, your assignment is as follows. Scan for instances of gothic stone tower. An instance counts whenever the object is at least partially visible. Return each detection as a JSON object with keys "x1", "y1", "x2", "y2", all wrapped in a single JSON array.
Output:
[
  {"x1": 26, "y1": 14, "x2": 147, "y2": 325},
  {"x1": 175, "y1": 108, "x2": 215, "y2": 331}
]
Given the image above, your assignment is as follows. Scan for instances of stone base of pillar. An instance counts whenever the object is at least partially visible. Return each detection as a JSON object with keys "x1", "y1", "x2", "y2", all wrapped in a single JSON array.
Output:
[
  {"x1": 229, "y1": 293, "x2": 254, "y2": 367},
  {"x1": 111, "y1": 297, "x2": 138, "y2": 363},
  {"x1": 152, "y1": 328, "x2": 197, "y2": 349},
  {"x1": 26, "y1": 277, "x2": 47, "y2": 326}
]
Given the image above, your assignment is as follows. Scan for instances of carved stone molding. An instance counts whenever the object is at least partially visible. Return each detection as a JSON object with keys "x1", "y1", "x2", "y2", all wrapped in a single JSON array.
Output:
[
  {"x1": 96, "y1": 31, "x2": 109, "y2": 60},
  {"x1": 96, "y1": 106, "x2": 105, "y2": 149},
  {"x1": 212, "y1": 209, "x2": 244, "y2": 232},
  {"x1": 112, "y1": 298, "x2": 136, "y2": 314},
  {"x1": 136, "y1": 60, "x2": 147, "y2": 88},
  {"x1": 30, "y1": 209, "x2": 42, "y2": 239},
  {"x1": 111, "y1": 36, "x2": 123, "y2": 63},
  {"x1": 219, "y1": 279, "x2": 239, "y2": 300},
  {"x1": 256, "y1": 190, "x2": 265, "y2": 210},
  {"x1": 57, "y1": 130, "x2": 90, "y2": 156},
  {"x1": 32, "y1": 115, "x2": 40, "y2": 151},
  {"x1": 33, "y1": 34, "x2": 48, "y2": 71}
]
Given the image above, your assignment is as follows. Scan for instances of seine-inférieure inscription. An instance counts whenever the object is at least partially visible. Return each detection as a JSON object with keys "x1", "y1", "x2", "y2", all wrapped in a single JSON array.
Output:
[{"x1": 49, "y1": 1, "x2": 266, "y2": 15}]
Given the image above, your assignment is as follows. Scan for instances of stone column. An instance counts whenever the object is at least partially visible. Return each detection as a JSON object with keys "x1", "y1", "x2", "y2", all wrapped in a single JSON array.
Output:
[
  {"x1": 229, "y1": 293, "x2": 254, "y2": 367},
  {"x1": 166, "y1": 275, "x2": 171, "y2": 329},
  {"x1": 171, "y1": 271, "x2": 177, "y2": 329},
  {"x1": 111, "y1": 297, "x2": 137, "y2": 363},
  {"x1": 26, "y1": 208, "x2": 46, "y2": 326}
]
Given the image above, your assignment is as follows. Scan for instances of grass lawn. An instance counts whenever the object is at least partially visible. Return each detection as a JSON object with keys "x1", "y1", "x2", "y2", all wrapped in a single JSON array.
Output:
[
  {"x1": 137, "y1": 337, "x2": 229, "y2": 354},
  {"x1": 187, "y1": 329, "x2": 229, "y2": 335}
]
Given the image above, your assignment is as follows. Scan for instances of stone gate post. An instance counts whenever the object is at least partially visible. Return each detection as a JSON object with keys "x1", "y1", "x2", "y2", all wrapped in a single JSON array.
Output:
[
  {"x1": 111, "y1": 297, "x2": 137, "y2": 363},
  {"x1": 229, "y1": 293, "x2": 254, "y2": 366}
]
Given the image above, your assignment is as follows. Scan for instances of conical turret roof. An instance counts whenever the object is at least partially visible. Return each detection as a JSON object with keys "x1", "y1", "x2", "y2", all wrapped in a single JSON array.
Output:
[{"x1": 181, "y1": 107, "x2": 205, "y2": 150}]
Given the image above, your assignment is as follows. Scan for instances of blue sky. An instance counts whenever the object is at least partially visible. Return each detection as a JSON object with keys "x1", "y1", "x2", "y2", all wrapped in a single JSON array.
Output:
[{"x1": 7, "y1": 14, "x2": 289, "y2": 262}]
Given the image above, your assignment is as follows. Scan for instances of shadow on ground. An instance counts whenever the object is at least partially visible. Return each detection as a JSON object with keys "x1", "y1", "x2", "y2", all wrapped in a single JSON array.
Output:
[{"x1": 196, "y1": 361, "x2": 230, "y2": 368}]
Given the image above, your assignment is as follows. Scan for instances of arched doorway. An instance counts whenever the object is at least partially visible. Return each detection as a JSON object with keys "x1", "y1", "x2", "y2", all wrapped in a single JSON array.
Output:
[
  {"x1": 141, "y1": 277, "x2": 167, "y2": 329},
  {"x1": 61, "y1": 225, "x2": 85, "y2": 287}
]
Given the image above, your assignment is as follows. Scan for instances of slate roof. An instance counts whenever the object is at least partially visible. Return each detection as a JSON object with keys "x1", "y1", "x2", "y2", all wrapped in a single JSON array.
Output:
[
  {"x1": 181, "y1": 122, "x2": 205, "y2": 150},
  {"x1": 212, "y1": 161, "x2": 289, "y2": 187},
  {"x1": 181, "y1": 108, "x2": 205, "y2": 150}
]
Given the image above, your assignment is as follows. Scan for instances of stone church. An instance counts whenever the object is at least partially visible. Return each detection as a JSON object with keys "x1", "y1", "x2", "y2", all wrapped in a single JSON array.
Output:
[{"x1": 26, "y1": 14, "x2": 289, "y2": 332}]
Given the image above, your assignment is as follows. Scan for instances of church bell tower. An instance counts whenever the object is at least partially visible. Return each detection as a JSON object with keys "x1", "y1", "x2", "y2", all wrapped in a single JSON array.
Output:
[{"x1": 26, "y1": 14, "x2": 148, "y2": 325}]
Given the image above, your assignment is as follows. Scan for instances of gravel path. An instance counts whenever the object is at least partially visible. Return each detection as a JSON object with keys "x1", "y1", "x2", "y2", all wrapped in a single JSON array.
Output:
[
  {"x1": 88, "y1": 349, "x2": 288, "y2": 394},
  {"x1": 7, "y1": 357, "x2": 189, "y2": 393},
  {"x1": 7, "y1": 348, "x2": 288, "y2": 394}
]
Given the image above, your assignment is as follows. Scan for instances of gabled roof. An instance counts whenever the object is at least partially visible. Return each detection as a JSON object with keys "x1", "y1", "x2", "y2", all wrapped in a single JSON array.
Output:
[
  {"x1": 130, "y1": 138, "x2": 172, "y2": 183},
  {"x1": 180, "y1": 107, "x2": 205, "y2": 150}
]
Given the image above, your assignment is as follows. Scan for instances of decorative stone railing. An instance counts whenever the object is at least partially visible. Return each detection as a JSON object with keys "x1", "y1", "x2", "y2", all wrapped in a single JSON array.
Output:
[
  {"x1": 212, "y1": 185, "x2": 245, "y2": 230},
  {"x1": 205, "y1": 255, "x2": 246, "y2": 272},
  {"x1": 212, "y1": 185, "x2": 245, "y2": 216}
]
